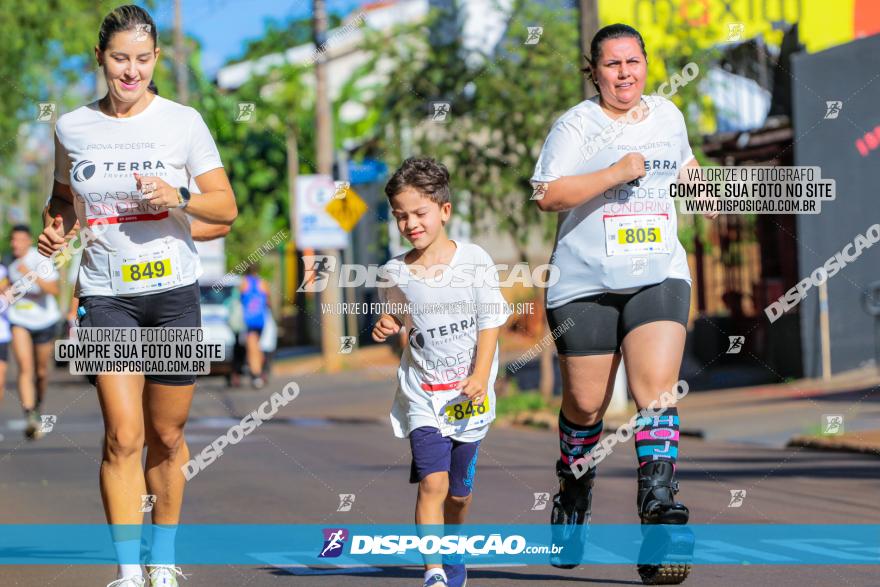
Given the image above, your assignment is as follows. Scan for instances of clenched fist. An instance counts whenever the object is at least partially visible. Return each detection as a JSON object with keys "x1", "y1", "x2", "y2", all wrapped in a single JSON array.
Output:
[
  {"x1": 372, "y1": 314, "x2": 401, "y2": 342},
  {"x1": 612, "y1": 152, "x2": 647, "y2": 185},
  {"x1": 37, "y1": 215, "x2": 80, "y2": 257}
]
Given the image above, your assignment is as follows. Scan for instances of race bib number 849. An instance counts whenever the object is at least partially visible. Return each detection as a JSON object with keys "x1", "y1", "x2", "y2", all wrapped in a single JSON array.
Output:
[
  {"x1": 110, "y1": 242, "x2": 182, "y2": 295},
  {"x1": 122, "y1": 258, "x2": 170, "y2": 282}
]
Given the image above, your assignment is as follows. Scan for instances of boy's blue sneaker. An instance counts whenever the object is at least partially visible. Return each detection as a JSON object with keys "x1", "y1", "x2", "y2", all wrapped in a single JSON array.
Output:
[
  {"x1": 423, "y1": 572, "x2": 448, "y2": 587},
  {"x1": 443, "y1": 563, "x2": 467, "y2": 587}
]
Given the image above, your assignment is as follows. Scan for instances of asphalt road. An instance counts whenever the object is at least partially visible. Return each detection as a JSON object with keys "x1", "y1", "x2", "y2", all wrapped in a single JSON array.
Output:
[{"x1": 1, "y1": 366, "x2": 878, "y2": 586}]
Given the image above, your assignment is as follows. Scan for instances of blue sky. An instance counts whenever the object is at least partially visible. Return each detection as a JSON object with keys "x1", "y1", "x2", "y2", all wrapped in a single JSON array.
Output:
[{"x1": 152, "y1": 0, "x2": 366, "y2": 76}]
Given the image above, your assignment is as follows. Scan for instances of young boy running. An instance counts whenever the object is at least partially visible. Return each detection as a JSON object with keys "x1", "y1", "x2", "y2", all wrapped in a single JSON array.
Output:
[{"x1": 372, "y1": 157, "x2": 511, "y2": 587}]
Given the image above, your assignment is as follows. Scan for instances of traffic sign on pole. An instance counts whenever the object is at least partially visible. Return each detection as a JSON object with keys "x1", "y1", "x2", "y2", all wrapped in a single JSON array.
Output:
[
  {"x1": 295, "y1": 175, "x2": 349, "y2": 249},
  {"x1": 325, "y1": 186, "x2": 368, "y2": 232}
]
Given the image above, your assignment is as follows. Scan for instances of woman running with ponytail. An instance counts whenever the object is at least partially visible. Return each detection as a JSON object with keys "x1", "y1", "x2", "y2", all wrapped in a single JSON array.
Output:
[{"x1": 39, "y1": 6, "x2": 236, "y2": 586}]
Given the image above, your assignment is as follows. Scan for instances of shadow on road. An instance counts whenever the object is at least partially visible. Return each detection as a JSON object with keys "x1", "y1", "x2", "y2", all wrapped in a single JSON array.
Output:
[{"x1": 261, "y1": 565, "x2": 643, "y2": 584}]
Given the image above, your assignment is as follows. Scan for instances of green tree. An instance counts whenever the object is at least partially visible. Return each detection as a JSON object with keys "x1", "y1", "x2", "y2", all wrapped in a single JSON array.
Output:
[
  {"x1": 154, "y1": 36, "x2": 304, "y2": 273},
  {"x1": 228, "y1": 14, "x2": 342, "y2": 65},
  {"x1": 0, "y1": 1, "x2": 158, "y2": 167},
  {"x1": 359, "y1": 0, "x2": 583, "y2": 261}
]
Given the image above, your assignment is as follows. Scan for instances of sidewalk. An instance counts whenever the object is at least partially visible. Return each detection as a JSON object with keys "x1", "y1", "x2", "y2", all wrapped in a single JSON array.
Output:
[
  {"x1": 788, "y1": 429, "x2": 880, "y2": 456},
  {"x1": 511, "y1": 366, "x2": 880, "y2": 455},
  {"x1": 679, "y1": 367, "x2": 880, "y2": 452},
  {"x1": 272, "y1": 344, "x2": 880, "y2": 456}
]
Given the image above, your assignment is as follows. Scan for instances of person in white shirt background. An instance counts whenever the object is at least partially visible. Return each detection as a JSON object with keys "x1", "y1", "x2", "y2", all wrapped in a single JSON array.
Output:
[
  {"x1": 0, "y1": 261, "x2": 13, "y2": 442},
  {"x1": 6, "y1": 224, "x2": 61, "y2": 441},
  {"x1": 37, "y1": 5, "x2": 237, "y2": 587}
]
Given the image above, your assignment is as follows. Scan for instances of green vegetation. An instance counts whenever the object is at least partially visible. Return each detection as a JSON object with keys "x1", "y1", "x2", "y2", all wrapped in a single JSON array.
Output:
[
  {"x1": 495, "y1": 391, "x2": 550, "y2": 418},
  {"x1": 0, "y1": 1, "x2": 723, "y2": 271}
]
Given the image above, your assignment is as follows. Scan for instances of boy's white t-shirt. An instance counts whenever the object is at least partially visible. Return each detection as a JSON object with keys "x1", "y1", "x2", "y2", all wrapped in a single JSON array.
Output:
[
  {"x1": 54, "y1": 95, "x2": 224, "y2": 297},
  {"x1": 531, "y1": 94, "x2": 694, "y2": 309},
  {"x1": 0, "y1": 264, "x2": 12, "y2": 343},
  {"x1": 7, "y1": 248, "x2": 62, "y2": 331},
  {"x1": 380, "y1": 242, "x2": 512, "y2": 442}
]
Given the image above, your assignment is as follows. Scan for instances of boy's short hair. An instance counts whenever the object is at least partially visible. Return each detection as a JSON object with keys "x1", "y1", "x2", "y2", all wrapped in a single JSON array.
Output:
[
  {"x1": 384, "y1": 157, "x2": 451, "y2": 205},
  {"x1": 10, "y1": 224, "x2": 31, "y2": 236}
]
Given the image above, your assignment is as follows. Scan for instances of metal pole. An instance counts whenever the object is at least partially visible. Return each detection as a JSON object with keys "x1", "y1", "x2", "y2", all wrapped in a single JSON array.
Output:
[
  {"x1": 314, "y1": 0, "x2": 343, "y2": 372},
  {"x1": 337, "y1": 149, "x2": 358, "y2": 340},
  {"x1": 286, "y1": 129, "x2": 299, "y2": 345},
  {"x1": 818, "y1": 281, "x2": 831, "y2": 381},
  {"x1": 174, "y1": 0, "x2": 189, "y2": 104},
  {"x1": 578, "y1": 0, "x2": 599, "y2": 100}
]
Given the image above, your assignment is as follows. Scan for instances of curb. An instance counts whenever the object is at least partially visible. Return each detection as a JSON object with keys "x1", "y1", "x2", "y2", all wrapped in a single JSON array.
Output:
[
  {"x1": 786, "y1": 435, "x2": 880, "y2": 457},
  {"x1": 500, "y1": 411, "x2": 704, "y2": 439}
]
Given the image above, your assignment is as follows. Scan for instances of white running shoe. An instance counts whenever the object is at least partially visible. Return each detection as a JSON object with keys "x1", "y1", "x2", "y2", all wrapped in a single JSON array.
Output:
[
  {"x1": 24, "y1": 412, "x2": 42, "y2": 440},
  {"x1": 147, "y1": 565, "x2": 188, "y2": 586},
  {"x1": 106, "y1": 577, "x2": 145, "y2": 587}
]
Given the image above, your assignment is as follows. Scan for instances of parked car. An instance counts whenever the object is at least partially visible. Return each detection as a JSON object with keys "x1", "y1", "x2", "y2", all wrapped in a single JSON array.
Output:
[{"x1": 199, "y1": 284, "x2": 237, "y2": 379}]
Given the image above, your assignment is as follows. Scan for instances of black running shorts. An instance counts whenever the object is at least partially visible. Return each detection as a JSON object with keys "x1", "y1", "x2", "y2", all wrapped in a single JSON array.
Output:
[
  {"x1": 79, "y1": 282, "x2": 202, "y2": 386},
  {"x1": 12, "y1": 323, "x2": 57, "y2": 345},
  {"x1": 546, "y1": 278, "x2": 690, "y2": 356}
]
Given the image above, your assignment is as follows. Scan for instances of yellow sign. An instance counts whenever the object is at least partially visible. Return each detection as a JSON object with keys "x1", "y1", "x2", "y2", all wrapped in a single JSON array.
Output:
[
  {"x1": 599, "y1": 0, "x2": 857, "y2": 55},
  {"x1": 325, "y1": 187, "x2": 368, "y2": 232}
]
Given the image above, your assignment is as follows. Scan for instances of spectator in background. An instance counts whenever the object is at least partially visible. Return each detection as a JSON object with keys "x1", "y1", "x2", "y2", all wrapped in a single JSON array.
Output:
[
  {"x1": 7, "y1": 224, "x2": 61, "y2": 440},
  {"x1": 240, "y1": 264, "x2": 270, "y2": 388},
  {"x1": 0, "y1": 261, "x2": 12, "y2": 442}
]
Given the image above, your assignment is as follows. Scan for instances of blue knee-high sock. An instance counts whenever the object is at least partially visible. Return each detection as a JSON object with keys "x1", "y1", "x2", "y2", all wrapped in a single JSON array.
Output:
[{"x1": 634, "y1": 407, "x2": 680, "y2": 468}]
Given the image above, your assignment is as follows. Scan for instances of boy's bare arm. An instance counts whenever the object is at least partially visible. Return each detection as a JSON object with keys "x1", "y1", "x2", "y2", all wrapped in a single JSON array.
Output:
[{"x1": 458, "y1": 325, "x2": 501, "y2": 402}]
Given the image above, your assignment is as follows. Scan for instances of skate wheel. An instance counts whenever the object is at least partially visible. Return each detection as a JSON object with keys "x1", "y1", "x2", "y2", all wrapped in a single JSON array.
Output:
[{"x1": 638, "y1": 563, "x2": 691, "y2": 585}]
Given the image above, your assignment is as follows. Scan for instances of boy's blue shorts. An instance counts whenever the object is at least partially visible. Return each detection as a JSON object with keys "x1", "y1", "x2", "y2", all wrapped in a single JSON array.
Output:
[{"x1": 409, "y1": 426, "x2": 480, "y2": 497}]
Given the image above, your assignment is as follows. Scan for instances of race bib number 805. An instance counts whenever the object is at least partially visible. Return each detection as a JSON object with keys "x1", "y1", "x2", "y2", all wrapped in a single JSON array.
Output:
[
  {"x1": 616, "y1": 227, "x2": 661, "y2": 245},
  {"x1": 604, "y1": 214, "x2": 669, "y2": 256}
]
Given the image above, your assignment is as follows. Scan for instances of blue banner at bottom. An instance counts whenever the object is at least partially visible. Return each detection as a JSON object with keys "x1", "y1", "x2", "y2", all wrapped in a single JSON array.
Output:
[{"x1": 0, "y1": 524, "x2": 878, "y2": 565}]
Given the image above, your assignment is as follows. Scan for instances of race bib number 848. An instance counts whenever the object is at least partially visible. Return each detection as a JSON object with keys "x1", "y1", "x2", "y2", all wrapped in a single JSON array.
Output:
[{"x1": 444, "y1": 396, "x2": 489, "y2": 423}]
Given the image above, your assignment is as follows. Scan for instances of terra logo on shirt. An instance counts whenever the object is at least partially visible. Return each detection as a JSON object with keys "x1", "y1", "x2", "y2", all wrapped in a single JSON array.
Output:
[
  {"x1": 426, "y1": 316, "x2": 476, "y2": 340},
  {"x1": 409, "y1": 328, "x2": 425, "y2": 350},
  {"x1": 71, "y1": 159, "x2": 168, "y2": 185},
  {"x1": 72, "y1": 160, "x2": 95, "y2": 181},
  {"x1": 101, "y1": 160, "x2": 166, "y2": 172},
  {"x1": 643, "y1": 159, "x2": 678, "y2": 172}
]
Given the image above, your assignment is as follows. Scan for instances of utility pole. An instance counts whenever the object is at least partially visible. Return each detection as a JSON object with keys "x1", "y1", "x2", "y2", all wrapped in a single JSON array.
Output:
[
  {"x1": 313, "y1": 0, "x2": 343, "y2": 372},
  {"x1": 578, "y1": 1, "x2": 627, "y2": 413},
  {"x1": 540, "y1": 1, "x2": 602, "y2": 401},
  {"x1": 174, "y1": 0, "x2": 189, "y2": 104},
  {"x1": 578, "y1": 0, "x2": 599, "y2": 100}
]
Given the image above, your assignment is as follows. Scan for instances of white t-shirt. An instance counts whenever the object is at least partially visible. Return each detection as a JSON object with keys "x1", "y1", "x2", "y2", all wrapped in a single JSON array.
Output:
[
  {"x1": 380, "y1": 242, "x2": 512, "y2": 442},
  {"x1": 0, "y1": 264, "x2": 11, "y2": 343},
  {"x1": 7, "y1": 248, "x2": 62, "y2": 331},
  {"x1": 531, "y1": 94, "x2": 694, "y2": 309},
  {"x1": 54, "y1": 95, "x2": 224, "y2": 297}
]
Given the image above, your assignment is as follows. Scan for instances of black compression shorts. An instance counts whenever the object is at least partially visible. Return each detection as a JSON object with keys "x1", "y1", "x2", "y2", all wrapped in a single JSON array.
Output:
[
  {"x1": 79, "y1": 282, "x2": 201, "y2": 386},
  {"x1": 546, "y1": 278, "x2": 690, "y2": 355}
]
